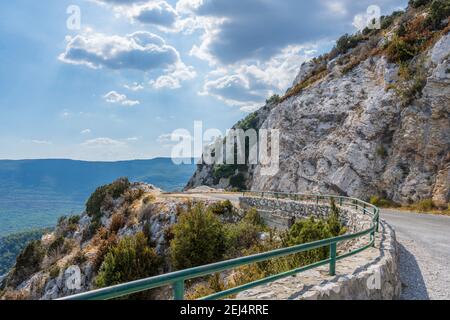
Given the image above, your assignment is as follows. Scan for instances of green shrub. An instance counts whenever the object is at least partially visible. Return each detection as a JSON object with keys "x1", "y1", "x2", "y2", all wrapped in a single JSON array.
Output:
[
  {"x1": 230, "y1": 173, "x2": 246, "y2": 190},
  {"x1": 209, "y1": 200, "x2": 234, "y2": 216},
  {"x1": 409, "y1": 0, "x2": 431, "y2": 8},
  {"x1": 96, "y1": 232, "x2": 162, "y2": 288},
  {"x1": 170, "y1": 203, "x2": 226, "y2": 270},
  {"x1": 386, "y1": 36, "x2": 417, "y2": 63},
  {"x1": 49, "y1": 265, "x2": 60, "y2": 278},
  {"x1": 377, "y1": 145, "x2": 388, "y2": 158},
  {"x1": 72, "y1": 251, "x2": 87, "y2": 265},
  {"x1": 370, "y1": 196, "x2": 381, "y2": 206},
  {"x1": 109, "y1": 213, "x2": 125, "y2": 234},
  {"x1": 379, "y1": 10, "x2": 404, "y2": 30},
  {"x1": 327, "y1": 200, "x2": 346, "y2": 237},
  {"x1": 213, "y1": 165, "x2": 237, "y2": 180},
  {"x1": 224, "y1": 209, "x2": 265, "y2": 257},
  {"x1": 280, "y1": 218, "x2": 335, "y2": 267},
  {"x1": 336, "y1": 33, "x2": 364, "y2": 54},
  {"x1": 48, "y1": 236, "x2": 67, "y2": 256},
  {"x1": 0, "y1": 228, "x2": 50, "y2": 276},
  {"x1": 429, "y1": 0, "x2": 450, "y2": 29},
  {"x1": 415, "y1": 199, "x2": 435, "y2": 211},
  {"x1": 224, "y1": 222, "x2": 262, "y2": 257},
  {"x1": 123, "y1": 188, "x2": 144, "y2": 204},
  {"x1": 266, "y1": 94, "x2": 281, "y2": 105},
  {"x1": 237, "y1": 112, "x2": 259, "y2": 131},
  {"x1": 370, "y1": 196, "x2": 399, "y2": 208},
  {"x1": 93, "y1": 234, "x2": 118, "y2": 272},
  {"x1": 242, "y1": 208, "x2": 265, "y2": 228},
  {"x1": 8, "y1": 240, "x2": 45, "y2": 287},
  {"x1": 68, "y1": 215, "x2": 81, "y2": 225},
  {"x1": 86, "y1": 178, "x2": 130, "y2": 219}
]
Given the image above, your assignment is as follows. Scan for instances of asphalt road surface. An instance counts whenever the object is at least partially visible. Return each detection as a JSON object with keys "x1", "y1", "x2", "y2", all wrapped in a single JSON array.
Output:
[{"x1": 381, "y1": 210, "x2": 450, "y2": 300}]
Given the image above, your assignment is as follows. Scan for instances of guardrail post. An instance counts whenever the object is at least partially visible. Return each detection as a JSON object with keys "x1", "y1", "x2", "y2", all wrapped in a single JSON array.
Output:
[
  {"x1": 375, "y1": 209, "x2": 380, "y2": 233},
  {"x1": 329, "y1": 242, "x2": 337, "y2": 276},
  {"x1": 370, "y1": 230, "x2": 376, "y2": 247},
  {"x1": 173, "y1": 280, "x2": 184, "y2": 300},
  {"x1": 316, "y1": 196, "x2": 319, "y2": 205},
  {"x1": 339, "y1": 197, "x2": 343, "y2": 206}
]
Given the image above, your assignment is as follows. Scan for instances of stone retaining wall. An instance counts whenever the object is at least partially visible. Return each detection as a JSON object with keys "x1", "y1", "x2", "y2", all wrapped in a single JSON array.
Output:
[
  {"x1": 237, "y1": 197, "x2": 401, "y2": 300},
  {"x1": 239, "y1": 196, "x2": 372, "y2": 232}
]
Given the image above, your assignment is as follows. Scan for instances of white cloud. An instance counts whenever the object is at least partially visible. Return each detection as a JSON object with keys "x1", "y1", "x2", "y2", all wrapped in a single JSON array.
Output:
[
  {"x1": 81, "y1": 129, "x2": 92, "y2": 134},
  {"x1": 150, "y1": 62, "x2": 196, "y2": 89},
  {"x1": 81, "y1": 137, "x2": 125, "y2": 148},
  {"x1": 131, "y1": 1, "x2": 178, "y2": 27},
  {"x1": 123, "y1": 82, "x2": 144, "y2": 91},
  {"x1": 61, "y1": 111, "x2": 71, "y2": 118},
  {"x1": 60, "y1": 30, "x2": 196, "y2": 89},
  {"x1": 103, "y1": 91, "x2": 140, "y2": 106},
  {"x1": 95, "y1": 0, "x2": 178, "y2": 29},
  {"x1": 29, "y1": 140, "x2": 52, "y2": 145},
  {"x1": 200, "y1": 44, "x2": 319, "y2": 112},
  {"x1": 59, "y1": 31, "x2": 179, "y2": 71},
  {"x1": 176, "y1": 0, "x2": 203, "y2": 14}
]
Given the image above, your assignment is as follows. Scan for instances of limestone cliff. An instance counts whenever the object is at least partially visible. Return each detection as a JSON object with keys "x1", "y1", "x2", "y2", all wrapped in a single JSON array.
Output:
[{"x1": 187, "y1": 4, "x2": 450, "y2": 206}]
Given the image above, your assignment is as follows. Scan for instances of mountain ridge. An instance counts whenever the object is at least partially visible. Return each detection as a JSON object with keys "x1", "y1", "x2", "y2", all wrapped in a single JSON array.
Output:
[{"x1": 0, "y1": 158, "x2": 196, "y2": 237}]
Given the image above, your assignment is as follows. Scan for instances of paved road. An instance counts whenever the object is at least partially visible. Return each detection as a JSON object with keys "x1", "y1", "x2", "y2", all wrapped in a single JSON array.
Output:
[
  {"x1": 381, "y1": 210, "x2": 450, "y2": 300},
  {"x1": 166, "y1": 192, "x2": 450, "y2": 299}
]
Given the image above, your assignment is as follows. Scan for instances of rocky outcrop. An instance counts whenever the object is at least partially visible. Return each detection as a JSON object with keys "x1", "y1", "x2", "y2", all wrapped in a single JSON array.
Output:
[
  {"x1": 187, "y1": 16, "x2": 450, "y2": 207},
  {"x1": 0, "y1": 182, "x2": 222, "y2": 300}
]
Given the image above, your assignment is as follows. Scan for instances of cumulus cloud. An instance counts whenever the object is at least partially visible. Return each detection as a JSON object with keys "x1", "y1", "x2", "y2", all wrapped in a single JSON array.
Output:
[
  {"x1": 81, "y1": 129, "x2": 92, "y2": 134},
  {"x1": 95, "y1": 0, "x2": 178, "y2": 28},
  {"x1": 132, "y1": 1, "x2": 178, "y2": 27},
  {"x1": 103, "y1": 91, "x2": 140, "y2": 106},
  {"x1": 60, "y1": 30, "x2": 196, "y2": 89},
  {"x1": 59, "y1": 31, "x2": 179, "y2": 71},
  {"x1": 200, "y1": 44, "x2": 319, "y2": 112}
]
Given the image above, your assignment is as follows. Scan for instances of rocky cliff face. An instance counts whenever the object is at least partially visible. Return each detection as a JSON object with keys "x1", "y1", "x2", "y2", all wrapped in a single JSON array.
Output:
[{"x1": 187, "y1": 6, "x2": 450, "y2": 207}]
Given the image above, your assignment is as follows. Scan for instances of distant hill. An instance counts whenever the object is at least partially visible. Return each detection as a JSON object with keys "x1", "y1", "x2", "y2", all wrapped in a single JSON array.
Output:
[{"x1": 0, "y1": 158, "x2": 196, "y2": 237}]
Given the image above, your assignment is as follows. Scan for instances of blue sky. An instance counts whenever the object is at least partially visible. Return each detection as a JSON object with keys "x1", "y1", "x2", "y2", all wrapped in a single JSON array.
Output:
[{"x1": 0, "y1": 0, "x2": 407, "y2": 161}]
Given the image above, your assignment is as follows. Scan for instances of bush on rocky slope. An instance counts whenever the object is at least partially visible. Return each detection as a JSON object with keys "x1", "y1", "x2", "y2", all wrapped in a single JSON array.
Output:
[
  {"x1": 6, "y1": 240, "x2": 45, "y2": 288},
  {"x1": 0, "y1": 228, "x2": 50, "y2": 276},
  {"x1": 86, "y1": 178, "x2": 131, "y2": 219},
  {"x1": 96, "y1": 232, "x2": 162, "y2": 289},
  {"x1": 170, "y1": 203, "x2": 226, "y2": 270}
]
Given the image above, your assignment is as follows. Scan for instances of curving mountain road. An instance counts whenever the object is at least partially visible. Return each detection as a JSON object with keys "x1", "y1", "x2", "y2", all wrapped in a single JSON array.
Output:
[
  {"x1": 166, "y1": 192, "x2": 450, "y2": 299},
  {"x1": 381, "y1": 210, "x2": 450, "y2": 300}
]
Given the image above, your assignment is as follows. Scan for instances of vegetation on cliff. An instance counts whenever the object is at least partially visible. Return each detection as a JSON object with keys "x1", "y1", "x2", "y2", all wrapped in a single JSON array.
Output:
[{"x1": 0, "y1": 228, "x2": 51, "y2": 276}]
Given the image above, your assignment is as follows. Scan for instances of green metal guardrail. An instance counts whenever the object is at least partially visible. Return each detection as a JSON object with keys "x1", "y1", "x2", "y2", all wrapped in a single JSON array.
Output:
[{"x1": 59, "y1": 192, "x2": 379, "y2": 301}]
